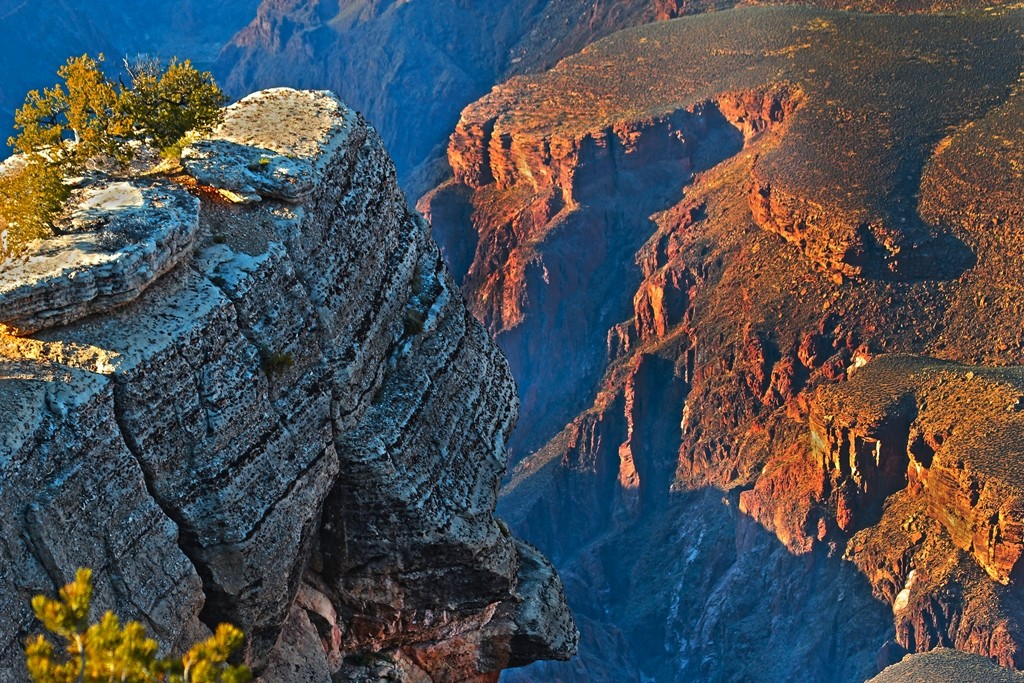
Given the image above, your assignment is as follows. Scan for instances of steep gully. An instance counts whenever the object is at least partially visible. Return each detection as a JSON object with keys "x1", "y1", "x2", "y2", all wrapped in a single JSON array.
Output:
[
  {"x1": 419, "y1": 87, "x2": 877, "y2": 680},
  {"x1": 422, "y1": 87, "x2": 791, "y2": 464}
]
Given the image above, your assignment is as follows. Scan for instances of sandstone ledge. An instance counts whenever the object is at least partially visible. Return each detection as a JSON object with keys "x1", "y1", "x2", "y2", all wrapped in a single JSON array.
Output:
[
  {"x1": 810, "y1": 354, "x2": 1024, "y2": 584},
  {"x1": 0, "y1": 179, "x2": 199, "y2": 335}
]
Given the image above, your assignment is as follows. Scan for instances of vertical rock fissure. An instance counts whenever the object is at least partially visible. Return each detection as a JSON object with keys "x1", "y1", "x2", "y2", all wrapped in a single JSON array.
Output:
[
  {"x1": 109, "y1": 381, "x2": 215, "y2": 633},
  {"x1": 0, "y1": 89, "x2": 577, "y2": 680}
]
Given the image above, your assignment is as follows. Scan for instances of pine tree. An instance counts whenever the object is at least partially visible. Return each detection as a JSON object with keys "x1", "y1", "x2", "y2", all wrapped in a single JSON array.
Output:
[
  {"x1": 120, "y1": 57, "x2": 228, "y2": 153},
  {"x1": 24, "y1": 568, "x2": 251, "y2": 683},
  {"x1": 9, "y1": 54, "x2": 133, "y2": 169},
  {"x1": 1, "y1": 53, "x2": 228, "y2": 259},
  {"x1": 0, "y1": 155, "x2": 70, "y2": 260}
]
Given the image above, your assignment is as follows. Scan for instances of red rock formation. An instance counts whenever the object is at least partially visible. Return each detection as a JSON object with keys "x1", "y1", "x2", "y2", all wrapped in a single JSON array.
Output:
[
  {"x1": 633, "y1": 267, "x2": 695, "y2": 342},
  {"x1": 423, "y1": 86, "x2": 795, "y2": 458},
  {"x1": 737, "y1": 355, "x2": 1024, "y2": 667},
  {"x1": 219, "y1": 0, "x2": 708, "y2": 190},
  {"x1": 425, "y1": 7, "x2": 1024, "y2": 680}
]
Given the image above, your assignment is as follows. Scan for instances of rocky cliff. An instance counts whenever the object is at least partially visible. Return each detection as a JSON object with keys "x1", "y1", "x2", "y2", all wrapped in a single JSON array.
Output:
[
  {"x1": 216, "y1": 0, "x2": 735, "y2": 193},
  {"x1": 424, "y1": 5, "x2": 1024, "y2": 680},
  {"x1": 0, "y1": 88, "x2": 575, "y2": 682},
  {"x1": 870, "y1": 648, "x2": 1024, "y2": 683}
]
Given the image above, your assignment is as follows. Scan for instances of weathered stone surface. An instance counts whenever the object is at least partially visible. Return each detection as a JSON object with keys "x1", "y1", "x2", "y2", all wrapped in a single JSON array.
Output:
[
  {"x1": 0, "y1": 355, "x2": 207, "y2": 683},
  {"x1": 182, "y1": 88, "x2": 355, "y2": 202},
  {"x1": 0, "y1": 88, "x2": 575, "y2": 682},
  {"x1": 0, "y1": 179, "x2": 199, "y2": 335}
]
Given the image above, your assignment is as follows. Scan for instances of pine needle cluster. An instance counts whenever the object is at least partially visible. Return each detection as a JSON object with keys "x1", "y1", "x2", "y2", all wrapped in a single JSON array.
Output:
[{"x1": 25, "y1": 568, "x2": 251, "y2": 683}]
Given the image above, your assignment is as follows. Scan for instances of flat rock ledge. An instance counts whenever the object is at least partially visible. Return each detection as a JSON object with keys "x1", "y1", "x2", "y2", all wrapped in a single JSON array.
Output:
[
  {"x1": 0, "y1": 179, "x2": 199, "y2": 335},
  {"x1": 182, "y1": 88, "x2": 357, "y2": 203},
  {"x1": 0, "y1": 88, "x2": 356, "y2": 337}
]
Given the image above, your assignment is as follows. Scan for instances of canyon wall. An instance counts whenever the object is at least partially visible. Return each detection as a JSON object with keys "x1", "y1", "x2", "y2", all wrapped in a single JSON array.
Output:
[
  {"x1": 217, "y1": 0, "x2": 732, "y2": 192},
  {"x1": 216, "y1": 0, "x2": 1018, "y2": 195},
  {"x1": 0, "y1": 89, "x2": 575, "y2": 682},
  {"x1": 425, "y1": 6, "x2": 1024, "y2": 680},
  {"x1": 422, "y1": 84, "x2": 791, "y2": 460}
]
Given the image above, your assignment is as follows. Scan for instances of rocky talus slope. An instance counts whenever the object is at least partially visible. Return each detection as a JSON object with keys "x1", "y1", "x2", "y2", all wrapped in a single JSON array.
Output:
[
  {"x1": 423, "y1": 5, "x2": 1024, "y2": 681},
  {"x1": 869, "y1": 648, "x2": 1024, "y2": 683},
  {"x1": 0, "y1": 88, "x2": 575, "y2": 682}
]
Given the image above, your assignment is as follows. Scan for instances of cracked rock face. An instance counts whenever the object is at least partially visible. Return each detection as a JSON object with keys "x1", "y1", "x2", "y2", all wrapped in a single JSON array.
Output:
[{"x1": 0, "y1": 88, "x2": 576, "y2": 682}]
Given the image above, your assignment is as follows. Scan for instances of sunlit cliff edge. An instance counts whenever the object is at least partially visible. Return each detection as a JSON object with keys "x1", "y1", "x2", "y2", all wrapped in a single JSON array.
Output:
[{"x1": 0, "y1": 88, "x2": 577, "y2": 682}]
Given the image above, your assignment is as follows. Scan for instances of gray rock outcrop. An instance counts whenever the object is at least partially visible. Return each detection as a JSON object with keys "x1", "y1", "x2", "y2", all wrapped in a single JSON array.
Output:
[
  {"x1": 0, "y1": 179, "x2": 199, "y2": 335},
  {"x1": 0, "y1": 88, "x2": 576, "y2": 682}
]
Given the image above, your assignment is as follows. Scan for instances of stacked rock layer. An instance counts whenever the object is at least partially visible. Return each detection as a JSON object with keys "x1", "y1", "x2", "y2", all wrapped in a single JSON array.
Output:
[{"x1": 0, "y1": 88, "x2": 576, "y2": 683}]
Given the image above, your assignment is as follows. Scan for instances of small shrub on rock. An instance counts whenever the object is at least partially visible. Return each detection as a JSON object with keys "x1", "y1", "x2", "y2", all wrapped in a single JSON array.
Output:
[
  {"x1": 1, "y1": 53, "x2": 227, "y2": 257},
  {"x1": 0, "y1": 155, "x2": 70, "y2": 260},
  {"x1": 24, "y1": 568, "x2": 251, "y2": 683},
  {"x1": 120, "y1": 57, "x2": 228, "y2": 153},
  {"x1": 259, "y1": 347, "x2": 294, "y2": 377}
]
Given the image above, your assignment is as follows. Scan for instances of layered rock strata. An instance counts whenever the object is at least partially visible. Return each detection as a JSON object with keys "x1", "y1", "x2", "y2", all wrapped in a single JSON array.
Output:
[
  {"x1": 0, "y1": 179, "x2": 200, "y2": 335},
  {"x1": 425, "y1": 6, "x2": 1024, "y2": 680},
  {"x1": 217, "y1": 0, "x2": 716, "y2": 189},
  {"x1": 0, "y1": 88, "x2": 575, "y2": 682},
  {"x1": 422, "y1": 81, "x2": 793, "y2": 459},
  {"x1": 776, "y1": 356, "x2": 1024, "y2": 667},
  {"x1": 218, "y1": 0, "x2": 1018, "y2": 193}
]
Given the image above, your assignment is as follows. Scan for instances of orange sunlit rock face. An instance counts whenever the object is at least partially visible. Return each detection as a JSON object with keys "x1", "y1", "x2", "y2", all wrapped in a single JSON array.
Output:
[{"x1": 428, "y1": 5, "x2": 1024, "y2": 681}]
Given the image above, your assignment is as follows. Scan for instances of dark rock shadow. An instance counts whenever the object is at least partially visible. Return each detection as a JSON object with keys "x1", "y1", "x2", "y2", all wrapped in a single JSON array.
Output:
[{"x1": 501, "y1": 489, "x2": 893, "y2": 683}]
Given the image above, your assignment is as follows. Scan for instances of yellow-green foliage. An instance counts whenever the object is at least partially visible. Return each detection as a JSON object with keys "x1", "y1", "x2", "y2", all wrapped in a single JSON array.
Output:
[
  {"x1": 120, "y1": 57, "x2": 228, "y2": 154},
  {"x1": 10, "y1": 54, "x2": 133, "y2": 169},
  {"x1": 2, "y1": 54, "x2": 227, "y2": 255},
  {"x1": 9, "y1": 53, "x2": 227, "y2": 168},
  {"x1": 0, "y1": 155, "x2": 70, "y2": 259},
  {"x1": 25, "y1": 568, "x2": 251, "y2": 683}
]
